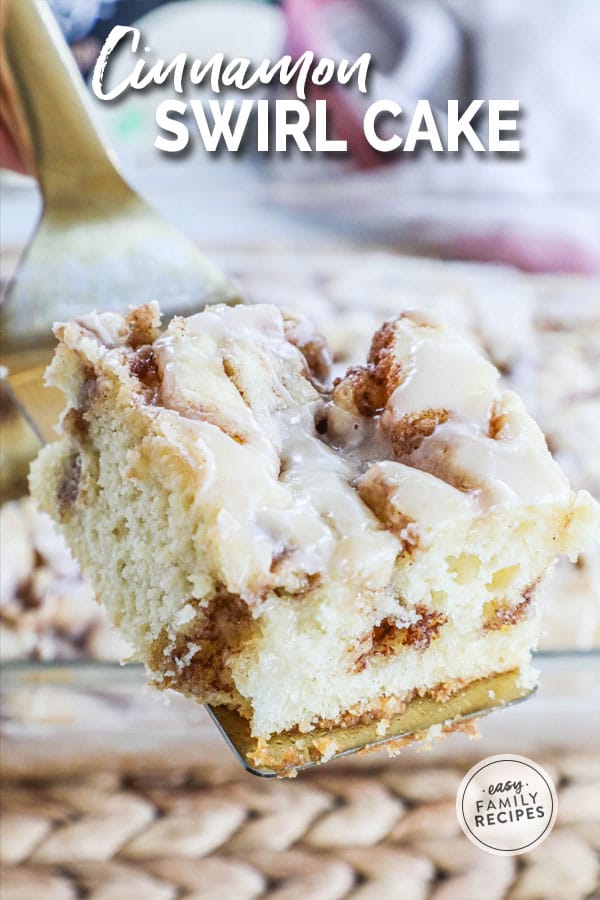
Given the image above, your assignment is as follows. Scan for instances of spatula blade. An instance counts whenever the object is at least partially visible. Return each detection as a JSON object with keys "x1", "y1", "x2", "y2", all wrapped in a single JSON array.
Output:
[{"x1": 207, "y1": 670, "x2": 535, "y2": 778}]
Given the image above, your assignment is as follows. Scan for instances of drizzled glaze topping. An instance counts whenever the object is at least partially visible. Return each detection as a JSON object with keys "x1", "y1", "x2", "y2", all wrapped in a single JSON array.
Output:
[
  {"x1": 330, "y1": 311, "x2": 572, "y2": 509},
  {"x1": 154, "y1": 304, "x2": 401, "y2": 600},
  {"x1": 68, "y1": 303, "x2": 577, "y2": 604}
]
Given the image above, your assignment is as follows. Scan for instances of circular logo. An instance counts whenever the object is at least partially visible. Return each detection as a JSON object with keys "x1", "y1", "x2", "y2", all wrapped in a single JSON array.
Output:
[{"x1": 456, "y1": 754, "x2": 557, "y2": 855}]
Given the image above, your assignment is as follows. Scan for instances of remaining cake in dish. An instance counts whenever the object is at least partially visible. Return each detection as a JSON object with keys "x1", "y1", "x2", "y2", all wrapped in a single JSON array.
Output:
[
  {"x1": 0, "y1": 498, "x2": 130, "y2": 662},
  {"x1": 30, "y1": 302, "x2": 599, "y2": 761}
]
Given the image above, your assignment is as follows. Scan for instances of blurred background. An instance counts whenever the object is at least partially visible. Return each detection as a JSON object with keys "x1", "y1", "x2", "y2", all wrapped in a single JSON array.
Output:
[
  {"x1": 2, "y1": 0, "x2": 600, "y2": 268},
  {"x1": 1, "y1": 3, "x2": 599, "y2": 898}
]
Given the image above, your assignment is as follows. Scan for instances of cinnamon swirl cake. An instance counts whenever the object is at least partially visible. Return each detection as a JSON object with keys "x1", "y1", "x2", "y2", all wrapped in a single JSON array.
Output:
[{"x1": 29, "y1": 302, "x2": 599, "y2": 760}]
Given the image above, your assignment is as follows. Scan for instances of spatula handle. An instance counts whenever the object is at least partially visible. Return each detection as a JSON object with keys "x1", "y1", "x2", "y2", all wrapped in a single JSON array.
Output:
[{"x1": 1, "y1": 0, "x2": 128, "y2": 207}]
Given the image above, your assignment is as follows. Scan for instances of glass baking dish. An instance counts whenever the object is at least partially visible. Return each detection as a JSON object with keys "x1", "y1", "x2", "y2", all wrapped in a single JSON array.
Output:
[{"x1": 1, "y1": 652, "x2": 598, "y2": 780}]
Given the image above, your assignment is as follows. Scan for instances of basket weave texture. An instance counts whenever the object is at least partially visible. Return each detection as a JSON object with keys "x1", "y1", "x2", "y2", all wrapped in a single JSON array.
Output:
[{"x1": 1, "y1": 750, "x2": 599, "y2": 900}]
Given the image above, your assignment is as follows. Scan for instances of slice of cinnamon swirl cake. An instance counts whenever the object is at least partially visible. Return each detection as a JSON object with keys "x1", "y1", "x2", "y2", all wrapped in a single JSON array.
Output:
[{"x1": 30, "y1": 302, "x2": 599, "y2": 770}]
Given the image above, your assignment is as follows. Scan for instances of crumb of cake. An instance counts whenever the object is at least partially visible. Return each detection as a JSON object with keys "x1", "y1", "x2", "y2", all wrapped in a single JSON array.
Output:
[
  {"x1": 124, "y1": 303, "x2": 162, "y2": 348},
  {"x1": 311, "y1": 735, "x2": 340, "y2": 763},
  {"x1": 55, "y1": 453, "x2": 82, "y2": 516},
  {"x1": 448, "y1": 719, "x2": 481, "y2": 740},
  {"x1": 283, "y1": 312, "x2": 332, "y2": 384},
  {"x1": 390, "y1": 409, "x2": 451, "y2": 459},
  {"x1": 353, "y1": 607, "x2": 447, "y2": 673},
  {"x1": 482, "y1": 598, "x2": 531, "y2": 631},
  {"x1": 129, "y1": 346, "x2": 161, "y2": 404},
  {"x1": 331, "y1": 317, "x2": 405, "y2": 417},
  {"x1": 376, "y1": 719, "x2": 390, "y2": 737},
  {"x1": 149, "y1": 591, "x2": 254, "y2": 705}
]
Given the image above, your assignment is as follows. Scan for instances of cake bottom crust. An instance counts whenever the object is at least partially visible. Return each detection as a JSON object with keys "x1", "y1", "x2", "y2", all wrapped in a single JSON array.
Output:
[{"x1": 207, "y1": 668, "x2": 532, "y2": 777}]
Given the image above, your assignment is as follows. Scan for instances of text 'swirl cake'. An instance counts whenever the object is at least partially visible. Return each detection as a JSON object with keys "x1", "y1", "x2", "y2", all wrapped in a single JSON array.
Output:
[{"x1": 30, "y1": 303, "x2": 599, "y2": 767}]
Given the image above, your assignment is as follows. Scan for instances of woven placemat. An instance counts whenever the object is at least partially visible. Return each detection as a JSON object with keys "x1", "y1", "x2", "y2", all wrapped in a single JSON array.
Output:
[{"x1": 1, "y1": 750, "x2": 599, "y2": 900}]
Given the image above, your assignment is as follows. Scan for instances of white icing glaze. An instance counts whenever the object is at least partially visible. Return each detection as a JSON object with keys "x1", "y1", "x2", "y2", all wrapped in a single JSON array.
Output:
[
  {"x1": 332, "y1": 312, "x2": 573, "y2": 512},
  {"x1": 385, "y1": 317, "x2": 499, "y2": 424},
  {"x1": 410, "y1": 399, "x2": 571, "y2": 508},
  {"x1": 155, "y1": 305, "x2": 401, "y2": 601},
  {"x1": 92, "y1": 302, "x2": 577, "y2": 603},
  {"x1": 381, "y1": 317, "x2": 571, "y2": 508},
  {"x1": 71, "y1": 309, "x2": 129, "y2": 348}
]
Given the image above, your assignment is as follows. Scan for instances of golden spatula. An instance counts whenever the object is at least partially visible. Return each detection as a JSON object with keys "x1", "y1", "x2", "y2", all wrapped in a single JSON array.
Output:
[
  {"x1": 0, "y1": 1, "x2": 534, "y2": 778},
  {"x1": 209, "y1": 670, "x2": 533, "y2": 777},
  {"x1": 0, "y1": 0, "x2": 237, "y2": 441}
]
